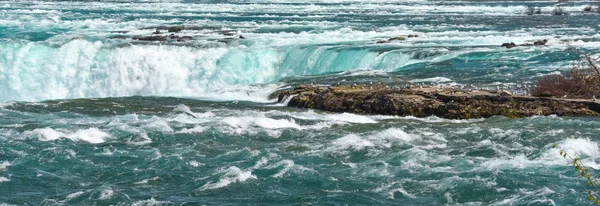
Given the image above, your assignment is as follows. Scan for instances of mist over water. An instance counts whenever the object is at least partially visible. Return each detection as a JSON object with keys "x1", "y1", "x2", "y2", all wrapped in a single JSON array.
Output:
[{"x1": 1, "y1": 0, "x2": 600, "y2": 205}]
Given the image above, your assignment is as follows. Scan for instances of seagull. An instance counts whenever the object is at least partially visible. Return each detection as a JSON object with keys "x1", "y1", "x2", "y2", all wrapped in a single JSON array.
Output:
[
  {"x1": 562, "y1": 95, "x2": 567, "y2": 99},
  {"x1": 233, "y1": 100, "x2": 238, "y2": 104},
  {"x1": 593, "y1": 95, "x2": 597, "y2": 102}
]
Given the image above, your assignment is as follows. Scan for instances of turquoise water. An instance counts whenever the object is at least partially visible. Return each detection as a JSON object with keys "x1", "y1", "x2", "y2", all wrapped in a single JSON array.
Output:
[{"x1": 1, "y1": 0, "x2": 600, "y2": 205}]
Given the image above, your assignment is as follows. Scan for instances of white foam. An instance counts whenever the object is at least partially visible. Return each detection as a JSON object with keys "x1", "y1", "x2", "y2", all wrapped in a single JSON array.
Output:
[
  {"x1": 173, "y1": 104, "x2": 194, "y2": 115},
  {"x1": 199, "y1": 166, "x2": 256, "y2": 191},
  {"x1": 490, "y1": 187, "x2": 555, "y2": 205},
  {"x1": 412, "y1": 77, "x2": 452, "y2": 83},
  {"x1": 221, "y1": 115, "x2": 302, "y2": 135},
  {"x1": 0, "y1": 177, "x2": 9, "y2": 183},
  {"x1": 400, "y1": 116, "x2": 485, "y2": 123},
  {"x1": 130, "y1": 198, "x2": 171, "y2": 206},
  {"x1": 375, "y1": 128, "x2": 415, "y2": 142},
  {"x1": 373, "y1": 183, "x2": 416, "y2": 199},
  {"x1": 264, "y1": 160, "x2": 313, "y2": 178},
  {"x1": 143, "y1": 119, "x2": 174, "y2": 133},
  {"x1": 176, "y1": 126, "x2": 206, "y2": 134},
  {"x1": 281, "y1": 110, "x2": 380, "y2": 124},
  {"x1": 388, "y1": 187, "x2": 416, "y2": 199},
  {"x1": 68, "y1": 128, "x2": 110, "y2": 144},
  {"x1": 32, "y1": 127, "x2": 110, "y2": 144},
  {"x1": 99, "y1": 188, "x2": 114, "y2": 200},
  {"x1": 65, "y1": 191, "x2": 85, "y2": 200},
  {"x1": 127, "y1": 133, "x2": 153, "y2": 146},
  {"x1": 0, "y1": 161, "x2": 10, "y2": 170},
  {"x1": 332, "y1": 127, "x2": 417, "y2": 152},
  {"x1": 35, "y1": 128, "x2": 64, "y2": 141},
  {"x1": 134, "y1": 176, "x2": 159, "y2": 185},
  {"x1": 481, "y1": 138, "x2": 600, "y2": 170},
  {"x1": 0, "y1": 101, "x2": 16, "y2": 109},
  {"x1": 331, "y1": 134, "x2": 376, "y2": 151},
  {"x1": 189, "y1": 160, "x2": 203, "y2": 167}
]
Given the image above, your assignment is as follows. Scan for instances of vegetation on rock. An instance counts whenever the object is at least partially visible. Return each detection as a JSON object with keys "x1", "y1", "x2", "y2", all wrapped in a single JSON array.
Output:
[{"x1": 532, "y1": 54, "x2": 600, "y2": 99}]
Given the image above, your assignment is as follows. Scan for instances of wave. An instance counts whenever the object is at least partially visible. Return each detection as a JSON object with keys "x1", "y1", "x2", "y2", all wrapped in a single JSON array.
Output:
[
  {"x1": 28, "y1": 127, "x2": 110, "y2": 144},
  {"x1": 0, "y1": 38, "x2": 461, "y2": 102},
  {"x1": 199, "y1": 166, "x2": 256, "y2": 191}
]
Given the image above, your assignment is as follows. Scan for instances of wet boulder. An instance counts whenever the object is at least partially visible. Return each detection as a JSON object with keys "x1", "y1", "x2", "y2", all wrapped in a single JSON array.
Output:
[
  {"x1": 223, "y1": 32, "x2": 236, "y2": 36},
  {"x1": 135, "y1": 36, "x2": 167, "y2": 41},
  {"x1": 407, "y1": 34, "x2": 419, "y2": 38},
  {"x1": 109, "y1": 35, "x2": 129, "y2": 39},
  {"x1": 501, "y1": 42, "x2": 517, "y2": 48},
  {"x1": 534, "y1": 39, "x2": 548, "y2": 46},
  {"x1": 167, "y1": 25, "x2": 185, "y2": 33},
  {"x1": 177, "y1": 36, "x2": 193, "y2": 42},
  {"x1": 388, "y1": 36, "x2": 406, "y2": 41}
]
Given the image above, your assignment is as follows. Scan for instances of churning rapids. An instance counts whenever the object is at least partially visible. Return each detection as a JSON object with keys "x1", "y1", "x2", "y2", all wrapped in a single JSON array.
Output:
[{"x1": 1, "y1": 0, "x2": 600, "y2": 205}]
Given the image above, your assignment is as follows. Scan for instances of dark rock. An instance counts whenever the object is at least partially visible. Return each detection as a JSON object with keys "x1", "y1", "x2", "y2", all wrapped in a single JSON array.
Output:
[
  {"x1": 407, "y1": 34, "x2": 419, "y2": 38},
  {"x1": 217, "y1": 38, "x2": 235, "y2": 43},
  {"x1": 169, "y1": 34, "x2": 179, "y2": 39},
  {"x1": 109, "y1": 35, "x2": 129, "y2": 39},
  {"x1": 376, "y1": 40, "x2": 389, "y2": 44},
  {"x1": 136, "y1": 36, "x2": 167, "y2": 41},
  {"x1": 177, "y1": 36, "x2": 193, "y2": 42},
  {"x1": 152, "y1": 29, "x2": 162, "y2": 35},
  {"x1": 534, "y1": 39, "x2": 548, "y2": 46},
  {"x1": 167, "y1": 25, "x2": 185, "y2": 33},
  {"x1": 239, "y1": 35, "x2": 246, "y2": 39},
  {"x1": 274, "y1": 85, "x2": 600, "y2": 119},
  {"x1": 501, "y1": 42, "x2": 517, "y2": 48},
  {"x1": 388, "y1": 36, "x2": 405, "y2": 41}
]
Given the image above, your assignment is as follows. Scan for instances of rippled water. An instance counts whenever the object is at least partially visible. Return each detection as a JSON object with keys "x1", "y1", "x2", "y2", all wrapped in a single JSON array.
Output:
[{"x1": 1, "y1": 0, "x2": 600, "y2": 205}]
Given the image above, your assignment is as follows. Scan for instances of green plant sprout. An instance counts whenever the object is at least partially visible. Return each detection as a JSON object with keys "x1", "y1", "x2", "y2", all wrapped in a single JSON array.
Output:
[{"x1": 554, "y1": 144, "x2": 600, "y2": 205}]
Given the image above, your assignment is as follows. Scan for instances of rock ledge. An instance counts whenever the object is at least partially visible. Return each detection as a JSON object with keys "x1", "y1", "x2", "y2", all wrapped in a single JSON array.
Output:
[{"x1": 275, "y1": 85, "x2": 600, "y2": 119}]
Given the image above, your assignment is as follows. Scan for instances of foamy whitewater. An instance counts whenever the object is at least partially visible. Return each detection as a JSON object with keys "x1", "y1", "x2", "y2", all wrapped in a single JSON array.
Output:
[{"x1": 1, "y1": 0, "x2": 600, "y2": 205}]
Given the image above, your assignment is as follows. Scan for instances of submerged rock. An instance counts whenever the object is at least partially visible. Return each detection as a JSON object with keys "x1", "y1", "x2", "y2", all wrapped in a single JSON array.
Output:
[
  {"x1": 502, "y1": 40, "x2": 548, "y2": 48},
  {"x1": 177, "y1": 36, "x2": 193, "y2": 42},
  {"x1": 501, "y1": 42, "x2": 517, "y2": 48},
  {"x1": 167, "y1": 25, "x2": 185, "y2": 33},
  {"x1": 275, "y1": 85, "x2": 600, "y2": 119},
  {"x1": 534, "y1": 39, "x2": 548, "y2": 46},
  {"x1": 388, "y1": 36, "x2": 406, "y2": 41},
  {"x1": 135, "y1": 35, "x2": 167, "y2": 41}
]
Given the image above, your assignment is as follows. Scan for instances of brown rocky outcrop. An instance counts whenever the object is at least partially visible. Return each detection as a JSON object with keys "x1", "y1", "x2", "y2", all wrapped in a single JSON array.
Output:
[{"x1": 275, "y1": 85, "x2": 600, "y2": 119}]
